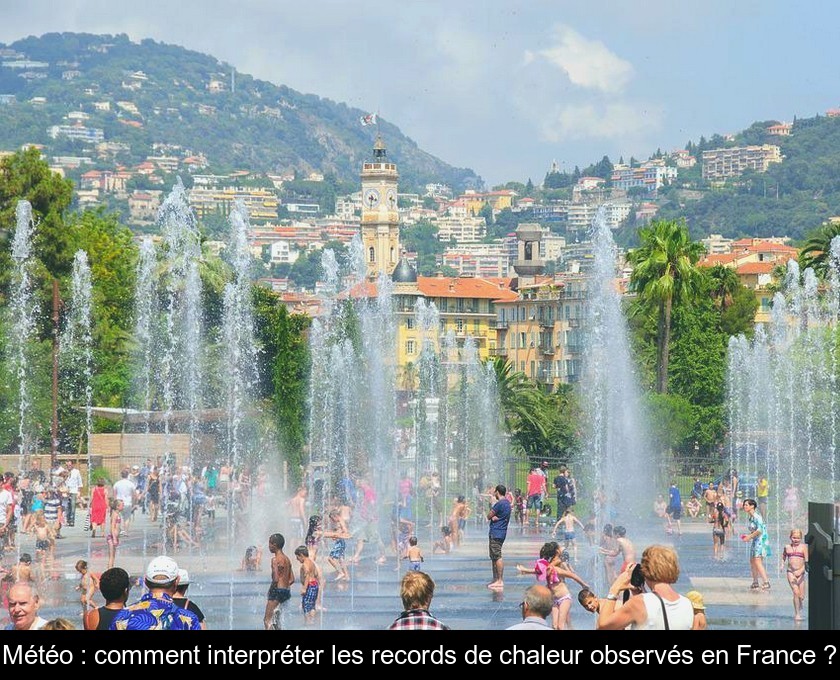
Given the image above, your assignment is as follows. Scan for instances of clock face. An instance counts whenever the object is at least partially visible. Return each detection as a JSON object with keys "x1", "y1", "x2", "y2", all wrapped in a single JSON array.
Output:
[
  {"x1": 386, "y1": 189, "x2": 397, "y2": 209},
  {"x1": 364, "y1": 188, "x2": 381, "y2": 208}
]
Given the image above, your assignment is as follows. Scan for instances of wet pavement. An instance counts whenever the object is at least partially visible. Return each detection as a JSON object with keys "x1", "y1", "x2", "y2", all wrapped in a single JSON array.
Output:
[{"x1": 11, "y1": 509, "x2": 800, "y2": 630}]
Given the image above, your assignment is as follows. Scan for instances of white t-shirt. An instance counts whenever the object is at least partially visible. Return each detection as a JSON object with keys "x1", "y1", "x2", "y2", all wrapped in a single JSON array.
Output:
[
  {"x1": 66, "y1": 468, "x2": 83, "y2": 494},
  {"x1": 113, "y1": 478, "x2": 136, "y2": 508},
  {"x1": 0, "y1": 489, "x2": 12, "y2": 526}
]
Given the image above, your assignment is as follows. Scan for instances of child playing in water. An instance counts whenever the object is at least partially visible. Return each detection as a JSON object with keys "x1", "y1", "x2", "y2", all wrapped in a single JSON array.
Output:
[
  {"x1": 433, "y1": 525, "x2": 452, "y2": 554},
  {"x1": 578, "y1": 587, "x2": 599, "y2": 614},
  {"x1": 712, "y1": 501, "x2": 729, "y2": 560},
  {"x1": 404, "y1": 536, "x2": 424, "y2": 571},
  {"x1": 241, "y1": 545, "x2": 263, "y2": 571},
  {"x1": 551, "y1": 508, "x2": 586, "y2": 560},
  {"x1": 294, "y1": 545, "x2": 322, "y2": 625},
  {"x1": 516, "y1": 541, "x2": 589, "y2": 630},
  {"x1": 782, "y1": 528, "x2": 808, "y2": 621},
  {"x1": 33, "y1": 512, "x2": 55, "y2": 569},
  {"x1": 305, "y1": 515, "x2": 322, "y2": 563},
  {"x1": 324, "y1": 508, "x2": 351, "y2": 582},
  {"x1": 75, "y1": 560, "x2": 99, "y2": 612}
]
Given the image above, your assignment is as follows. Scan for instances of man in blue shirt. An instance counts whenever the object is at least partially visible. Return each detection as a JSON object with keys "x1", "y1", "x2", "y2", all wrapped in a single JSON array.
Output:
[
  {"x1": 487, "y1": 484, "x2": 511, "y2": 590},
  {"x1": 667, "y1": 482, "x2": 683, "y2": 536}
]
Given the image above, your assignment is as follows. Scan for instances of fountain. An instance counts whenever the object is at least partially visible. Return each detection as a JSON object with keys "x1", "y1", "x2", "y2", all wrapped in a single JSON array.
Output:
[
  {"x1": 581, "y1": 206, "x2": 654, "y2": 529},
  {"x1": 727, "y1": 251, "x2": 840, "y2": 555},
  {"x1": 9, "y1": 201, "x2": 37, "y2": 470}
]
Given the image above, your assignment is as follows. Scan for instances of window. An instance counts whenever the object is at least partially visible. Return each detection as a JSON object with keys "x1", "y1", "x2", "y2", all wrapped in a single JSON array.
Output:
[
  {"x1": 474, "y1": 319, "x2": 480, "y2": 334},
  {"x1": 406, "y1": 340, "x2": 416, "y2": 355},
  {"x1": 406, "y1": 317, "x2": 415, "y2": 330},
  {"x1": 519, "y1": 332, "x2": 526, "y2": 348},
  {"x1": 369, "y1": 246, "x2": 375, "y2": 263},
  {"x1": 456, "y1": 318, "x2": 464, "y2": 333}
]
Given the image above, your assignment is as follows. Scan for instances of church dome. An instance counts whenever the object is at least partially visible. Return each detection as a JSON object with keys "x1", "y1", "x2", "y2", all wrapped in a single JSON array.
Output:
[{"x1": 391, "y1": 257, "x2": 417, "y2": 283}]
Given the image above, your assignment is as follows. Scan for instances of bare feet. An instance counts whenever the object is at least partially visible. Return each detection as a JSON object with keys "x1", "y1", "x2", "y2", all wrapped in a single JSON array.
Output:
[{"x1": 487, "y1": 581, "x2": 504, "y2": 590}]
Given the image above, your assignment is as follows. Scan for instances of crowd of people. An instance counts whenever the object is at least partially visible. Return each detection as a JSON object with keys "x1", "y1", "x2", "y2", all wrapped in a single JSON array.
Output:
[{"x1": 0, "y1": 454, "x2": 818, "y2": 630}]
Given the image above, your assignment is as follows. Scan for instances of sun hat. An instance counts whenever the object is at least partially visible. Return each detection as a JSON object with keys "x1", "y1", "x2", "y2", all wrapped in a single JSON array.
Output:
[{"x1": 686, "y1": 590, "x2": 706, "y2": 610}]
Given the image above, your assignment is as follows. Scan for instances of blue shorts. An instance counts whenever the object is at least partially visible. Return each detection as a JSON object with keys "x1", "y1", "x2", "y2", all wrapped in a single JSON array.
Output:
[
  {"x1": 526, "y1": 494, "x2": 542, "y2": 510},
  {"x1": 329, "y1": 539, "x2": 346, "y2": 560},
  {"x1": 564, "y1": 531, "x2": 575, "y2": 541},
  {"x1": 302, "y1": 583, "x2": 319, "y2": 613},
  {"x1": 410, "y1": 560, "x2": 422, "y2": 571}
]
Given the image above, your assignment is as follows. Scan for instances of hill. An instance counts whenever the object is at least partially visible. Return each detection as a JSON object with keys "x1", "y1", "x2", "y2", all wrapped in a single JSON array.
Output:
[
  {"x1": 0, "y1": 32, "x2": 480, "y2": 192},
  {"x1": 650, "y1": 115, "x2": 840, "y2": 244}
]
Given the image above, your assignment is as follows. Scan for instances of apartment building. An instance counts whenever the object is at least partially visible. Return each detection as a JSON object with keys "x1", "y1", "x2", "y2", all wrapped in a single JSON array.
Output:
[{"x1": 701, "y1": 145, "x2": 782, "y2": 180}]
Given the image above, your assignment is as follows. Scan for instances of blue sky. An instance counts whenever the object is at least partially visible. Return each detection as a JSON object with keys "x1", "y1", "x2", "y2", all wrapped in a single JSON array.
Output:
[{"x1": 1, "y1": 0, "x2": 837, "y2": 186}]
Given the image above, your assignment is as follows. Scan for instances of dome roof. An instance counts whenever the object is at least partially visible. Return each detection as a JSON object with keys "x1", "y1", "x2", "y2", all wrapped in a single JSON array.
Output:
[{"x1": 391, "y1": 257, "x2": 417, "y2": 283}]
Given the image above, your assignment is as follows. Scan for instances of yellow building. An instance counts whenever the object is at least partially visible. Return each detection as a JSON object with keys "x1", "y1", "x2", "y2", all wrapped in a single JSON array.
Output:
[
  {"x1": 494, "y1": 274, "x2": 587, "y2": 390},
  {"x1": 456, "y1": 189, "x2": 517, "y2": 216},
  {"x1": 361, "y1": 136, "x2": 400, "y2": 277}
]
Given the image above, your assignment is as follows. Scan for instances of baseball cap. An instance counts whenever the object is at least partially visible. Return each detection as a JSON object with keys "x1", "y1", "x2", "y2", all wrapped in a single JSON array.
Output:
[
  {"x1": 686, "y1": 590, "x2": 706, "y2": 610},
  {"x1": 145, "y1": 556, "x2": 179, "y2": 584},
  {"x1": 177, "y1": 568, "x2": 190, "y2": 585}
]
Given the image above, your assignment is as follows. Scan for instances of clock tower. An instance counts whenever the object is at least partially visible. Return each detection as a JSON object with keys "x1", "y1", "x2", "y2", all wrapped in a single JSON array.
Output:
[{"x1": 361, "y1": 135, "x2": 400, "y2": 278}]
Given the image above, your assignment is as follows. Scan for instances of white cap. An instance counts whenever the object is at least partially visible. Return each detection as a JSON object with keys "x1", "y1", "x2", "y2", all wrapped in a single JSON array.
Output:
[
  {"x1": 145, "y1": 555, "x2": 179, "y2": 584},
  {"x1": 177, "y1": 568, "x2": 190, "y2": 585}
]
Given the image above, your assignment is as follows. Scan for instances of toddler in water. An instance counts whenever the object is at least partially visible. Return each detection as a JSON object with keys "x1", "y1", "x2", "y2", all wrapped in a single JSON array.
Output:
[
  {"x1": 404, "y1": 536, "x2": 424, "y2": 571},
  {"x1": 241, "y1": 545, "x2": 263, "y2": 571}
]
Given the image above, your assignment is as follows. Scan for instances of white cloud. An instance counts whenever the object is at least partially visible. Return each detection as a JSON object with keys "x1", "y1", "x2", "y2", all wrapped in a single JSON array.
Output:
[
  {"x1": 537, "y1": 25, "x2": 634, "y2": 94},
  {"x1": 540, "y1": 102, "x2": 664, "y2": 142}
]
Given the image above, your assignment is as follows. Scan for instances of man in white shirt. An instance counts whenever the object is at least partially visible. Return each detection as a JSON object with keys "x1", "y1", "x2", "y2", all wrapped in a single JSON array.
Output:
[
  {"x1": 112, "y1": 469, "x2": 137, "y2": 533},
  {"x1": 0, "y1": 484, "x2": 13, "y2": 545},
  {"x1": 64, "y1": 461, "x2": 83, "y2": 527}
]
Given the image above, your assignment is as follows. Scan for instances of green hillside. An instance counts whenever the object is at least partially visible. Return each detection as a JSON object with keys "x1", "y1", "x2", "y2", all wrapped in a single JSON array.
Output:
[
  {"x1": 0, "y1": 32, "x2": 480, "y2": 192},
  {"x1": 652, "y1": 115, "x2": 840, "y2": 244}
]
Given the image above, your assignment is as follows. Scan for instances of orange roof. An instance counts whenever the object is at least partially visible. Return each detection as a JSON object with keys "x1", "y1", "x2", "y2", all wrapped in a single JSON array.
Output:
[
  {"x1": 737, "y1": 262, "x2": 776, "y2": 275},
  {"x1": 699, "y1": 253, "x2": 740, "y2": 267},
  {"x1": 417, "y1": 276, "x2": 519, "y2": 301}
]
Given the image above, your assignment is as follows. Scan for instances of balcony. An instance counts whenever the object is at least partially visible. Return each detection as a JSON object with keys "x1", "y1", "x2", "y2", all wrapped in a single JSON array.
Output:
[
  {"x1": 490, "y1": 347, "x2": 508, "y2": 357},
  {"x1": 539, "y1": 344, "x2": 555, "y2": 356},
  {"x1": 495, "y1": 319, "x2": 508, "y2": 330},
  {"x1": 539, "y1": 318, "x2": 554, "y2": 329}
]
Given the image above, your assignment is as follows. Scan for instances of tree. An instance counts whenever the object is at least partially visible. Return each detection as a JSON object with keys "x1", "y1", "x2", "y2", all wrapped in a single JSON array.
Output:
[
  {"x1": 252, "y1": 286, "x2": 311, "y2": 479},
  {"x1": 627, "y1": 219, "x2": 705, "y2": 393},
  {"x1": 489, "y1": 357, "x2": 548, "y2": 454},
  {"x1": 799, "y1": 221, "x2": 840, "y2": 277},
  {"x1": 705, "y1": 264, "x2": 740, "y2": 312}
]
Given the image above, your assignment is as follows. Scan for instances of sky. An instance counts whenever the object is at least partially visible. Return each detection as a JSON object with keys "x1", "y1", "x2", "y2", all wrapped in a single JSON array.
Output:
[{"x1": 1, "y1": 0, "x2": 838, "y2": 187}]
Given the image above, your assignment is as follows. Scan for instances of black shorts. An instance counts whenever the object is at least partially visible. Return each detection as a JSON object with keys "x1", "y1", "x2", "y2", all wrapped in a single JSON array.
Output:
[
  {"x1": 668, "y1": 506, "x2": 682, "y2": 520},
  {"x1": 489, "y1": 537, "x2": 505, "y2": 561},
  {"x1": 526, "y1": 494, "x2": 542, "y2": 510},
  {"x1": 267, "y1": 586, "x2": 291, "y2": 603}
]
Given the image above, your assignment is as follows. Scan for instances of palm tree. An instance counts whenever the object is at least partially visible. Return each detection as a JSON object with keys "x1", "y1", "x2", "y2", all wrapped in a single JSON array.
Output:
[
  {"x1": 488, "y1": 357, "x2": 549, "y2": 453},
  {"x1": 799, "y1": 221, "x2": 840, "y2": 277},
  {"x1": 627, "y1": 219, "x2": 705, "y2": 394},
  {"x1": 706, "y1": 264, "x2": 741, "y2": 312}
]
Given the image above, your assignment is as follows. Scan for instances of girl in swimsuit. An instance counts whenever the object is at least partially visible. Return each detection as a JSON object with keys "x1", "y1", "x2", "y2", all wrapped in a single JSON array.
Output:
[
  {"x1": 782, "y1": 528, "x2": 808, "y2": 621},
  {"x1": 305, "y1": 515, "x2": 322, "y2": 563},
  {"x1": 107, "y1": 499, "x2": 123, "y2": 570},
  {"x1": 516, "y1": 541, "x2": 589, "y2": 630}
]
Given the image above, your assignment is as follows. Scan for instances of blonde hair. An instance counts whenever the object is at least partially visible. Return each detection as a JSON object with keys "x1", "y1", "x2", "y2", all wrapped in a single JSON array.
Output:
[
  {"x1": 399, "y1": 571, "x2": 435, "y2": 610},
  {"x1": 43, "y1": 618, "x2": 75, "y2": 630},
  {"x1": 640, "y1": 544, "x2": 680, "y2": 584},
  {"x1": 790, "y1": 529, "x2": 803, "y2": 539}
]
